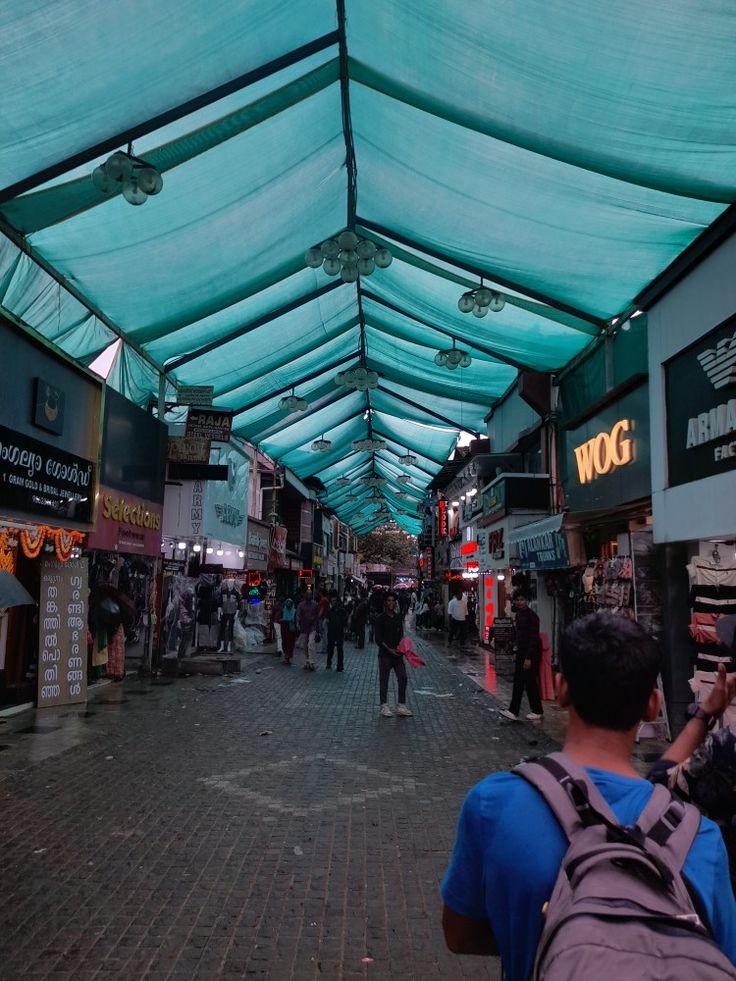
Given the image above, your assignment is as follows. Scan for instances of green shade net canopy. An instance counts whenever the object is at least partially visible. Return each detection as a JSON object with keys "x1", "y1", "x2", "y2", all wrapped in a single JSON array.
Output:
[{"x1": 1, "y1": 1, "x2": 735, "y2": 532}]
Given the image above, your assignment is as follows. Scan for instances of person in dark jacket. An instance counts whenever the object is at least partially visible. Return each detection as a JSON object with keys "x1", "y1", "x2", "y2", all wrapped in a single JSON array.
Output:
[
  {"x1": 326, "y1": 592, "x2": 349, "y2": 671},
  {"x1": 352, "y1": 594, "x2": 368, "y2": 649},
  {"x1": 374, "y1": 592, "x2": 412, "y2": 718},
  {"x1": 500, "y1": 591, "x2": 544, "y2": 722}
]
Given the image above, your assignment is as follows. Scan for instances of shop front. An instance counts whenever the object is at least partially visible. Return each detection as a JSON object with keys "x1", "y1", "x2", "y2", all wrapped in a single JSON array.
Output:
[
  {"x1": 85, "y1": 387, "x2": 167, "y2": 680},
  {"x1": 0, "y1": 317, "x2": 101, "y2": 706},
  {"x1": 648, "y1": 234, "x2": 736, "y2": 724}
]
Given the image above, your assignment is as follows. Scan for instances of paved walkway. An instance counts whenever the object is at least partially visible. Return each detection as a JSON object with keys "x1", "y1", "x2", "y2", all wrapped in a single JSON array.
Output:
[{"x1": 0, "y1": 629, "x2": 583, "y2": 980}]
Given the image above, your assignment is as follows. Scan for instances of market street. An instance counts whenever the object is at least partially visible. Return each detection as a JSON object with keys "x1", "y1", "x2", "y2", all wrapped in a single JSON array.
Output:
[{"x1": 0, "y1": 631, "x2": 567, "y2": 981}]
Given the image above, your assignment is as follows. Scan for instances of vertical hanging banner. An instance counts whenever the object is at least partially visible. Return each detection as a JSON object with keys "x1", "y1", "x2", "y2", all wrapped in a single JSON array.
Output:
[{"x1": 37, "y1": 558, "x2": 88, "y2": 707}]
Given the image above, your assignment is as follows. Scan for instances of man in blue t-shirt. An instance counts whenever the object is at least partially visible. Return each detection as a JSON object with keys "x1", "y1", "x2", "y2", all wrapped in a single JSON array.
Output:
[{"x1": 441, "y1": 613, "x2": 736, "y2": 981}]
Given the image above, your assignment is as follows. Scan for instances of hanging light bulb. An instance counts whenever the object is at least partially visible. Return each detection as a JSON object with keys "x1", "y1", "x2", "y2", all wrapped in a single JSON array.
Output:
[
  {"x1": 457, "y1": 292, "x2": 475, "y2": 313},
  {"x1": 374, "y1": 248, "x2": 393, "y2": 269},
  {"x1": 92, "y1": 165, "x2": 110, "y2": 192},
  {"x1": 488, "y1": 291, "x2": 506, "y2": 312},
  {"x1": 311, "y1": 435, "x2": 332, "y2": 452},
  {"x1": 305, "y1": 247, "x2": 323, "y2": 268},
  {"x1": 337, "y1": 230, "x2": 359, "y2": 251},
  {"x1": 321, "y1": 239, "x2": 340, "y2": 258},
  {"x1": 356, "y1": 239, "x2": 377, "y2": 259},
  {"x1": 472, "y1": 305, "x2": 488, "y2": 318},
  {"x1": 104, "y1": 151, "x2": 133, "y2": 182},
  {"x1": 357, "y1": 257, "x2": 375, "y2": 276},
  {"x1": 122, "y1": 178, "x2": 147, "y2": 206},
  {"x1": 137, "y1": 166, "x2": 163, "y2": 195},
  {"x1": 340, "y1": 265, "x2": 359, "y2": 284}
]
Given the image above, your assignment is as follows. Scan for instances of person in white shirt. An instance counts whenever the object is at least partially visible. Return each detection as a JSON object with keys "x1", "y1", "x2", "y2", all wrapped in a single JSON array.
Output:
[{"x1": 448, "y1": 591, "x2": 468, "y2": 647}]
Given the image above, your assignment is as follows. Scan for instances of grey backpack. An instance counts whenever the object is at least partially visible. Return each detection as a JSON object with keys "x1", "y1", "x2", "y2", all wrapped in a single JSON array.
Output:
[{"x1": 514, "y1": 752, "x2": 736, "y2": 980}]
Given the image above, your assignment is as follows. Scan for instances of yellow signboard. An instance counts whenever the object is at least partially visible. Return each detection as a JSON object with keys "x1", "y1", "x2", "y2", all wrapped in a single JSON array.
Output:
[{"x1": 573, "y1": 419, "x2": 634, "y2": 484}]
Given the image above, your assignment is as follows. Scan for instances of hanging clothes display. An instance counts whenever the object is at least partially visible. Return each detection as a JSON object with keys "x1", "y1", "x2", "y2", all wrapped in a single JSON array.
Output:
[{"x1": 687, "y1": 552, "x2": 736, "y2": 728}]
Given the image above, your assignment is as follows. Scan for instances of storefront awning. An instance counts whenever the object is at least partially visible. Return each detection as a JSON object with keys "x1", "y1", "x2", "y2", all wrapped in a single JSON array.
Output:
[{"x1": 507, "y1": 513, "x2": 578, "y2": 570}]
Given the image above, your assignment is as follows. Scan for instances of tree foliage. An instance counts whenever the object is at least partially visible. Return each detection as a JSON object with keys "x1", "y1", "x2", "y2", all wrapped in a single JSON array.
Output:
[{"x1": 358, "y1": 526, "x2": 415, "y2": 568}]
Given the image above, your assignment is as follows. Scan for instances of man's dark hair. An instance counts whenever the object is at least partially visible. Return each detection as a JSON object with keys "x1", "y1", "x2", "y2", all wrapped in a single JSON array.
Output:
[
  {"x1": 385, "y1": 591, "x2": 399, "y2": 601},
  {"x1": 559, "y1": 613, "x2": 661, "y2": 731}
]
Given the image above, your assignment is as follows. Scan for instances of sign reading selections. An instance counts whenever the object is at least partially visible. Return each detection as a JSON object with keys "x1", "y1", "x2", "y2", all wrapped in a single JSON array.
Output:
[
  {"x1": 666, "y1": 317, "x2": 736, "y2": 486},
  {"x1": 37, "y1": 558, "x2": 88, "y2": 707},
  {"x1": 86, "y1": 486, "x2": 163, "y2": 556}
]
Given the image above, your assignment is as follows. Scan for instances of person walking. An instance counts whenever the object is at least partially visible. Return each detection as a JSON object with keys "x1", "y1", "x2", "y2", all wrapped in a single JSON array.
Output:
[
  {"x1": 374, "y1": 591, "x2": 412, "y2": 718},
  {"x1": 352, "y1": 593, "x2": 368, "y2": 649},
  {"x1": 325, "y1": 591, "x2": 349, "y2": 671},
  {"x1": 317, "y1": 589, "x2": 330, "y2": 659},
  {"x1": 296, "y1": 590, "x2": 319, "y2": 671},
  {"x1": 500, "y1": 591, "x2": 544, "y2": 722},
  {"x1": 441, "y1": 614, "x2": 736, "y2": 980},
  {"x1": 279, "y1": 597, "x2": 297, "y2": 665},
  {"x1": 447, "y1": 590, "x2": 468, "y2": 648}
]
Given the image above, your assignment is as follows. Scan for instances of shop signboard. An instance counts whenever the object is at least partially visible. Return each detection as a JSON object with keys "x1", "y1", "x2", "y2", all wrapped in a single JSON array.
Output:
[
  {"x1": 561, "y1": 382, "x2": 650, "y2": 511},
  {"x1": 185, "y1": 407, "x2": 234, "y2": 442},
  {"x1": 246, "y1": 521, "x2": 270, "y2": 569},
  {"x1": 37, "y1": 558, "x2": 88, "y2": 707},
  {"x1": 492, "y1": 617, "x2": 515, "y2": 653},
  {"x1": 0, "y1": 424, "x2": 94, "y2": 523},
  {"x1": 167, "y1": 436, "x2": 211, "y2": 464},
  {"x1": 510, "y1": 514, "x2": 570, "y2": 570},
  {"x1": 202, "y1": 449, "x2": 249, "y2": 546},
  {"x1": 178, "y1": 385, "x2": 214, "y2": 407},
  {"x1": 268, "y1": 525, "x2": 288, "y2": 569},
  {"x1": 101, "y1": 388, "x2": 167, "y2": 504},
  {"x1": 665, "y1": 315, "x2": 736, "y2": 487},
  {"x1": 86, "y1": 484, "x2": 163, "y2": 556}
]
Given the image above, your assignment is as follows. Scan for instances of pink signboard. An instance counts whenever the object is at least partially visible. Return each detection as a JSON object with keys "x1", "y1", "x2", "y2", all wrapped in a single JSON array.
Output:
[{"x1": 87, "y1": 484, "x2": 163, "y2": 556}]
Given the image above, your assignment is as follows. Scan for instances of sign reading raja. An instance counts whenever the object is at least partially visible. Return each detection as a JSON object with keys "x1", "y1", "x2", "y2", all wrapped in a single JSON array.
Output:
[
  {"x1": 573, "y1": 419, "x2": 634, "y2": 484},
  {"x1": 185, "y1": 407, "x2": 233, "y2": 442}
]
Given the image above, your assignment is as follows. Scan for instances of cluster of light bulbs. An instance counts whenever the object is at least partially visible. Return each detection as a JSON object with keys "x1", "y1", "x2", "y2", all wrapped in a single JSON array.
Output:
[
  {"x1": 398, "y1": 451, "x2": 417, "y2": 466},
  {"x1": 305, "y1": 230, "x2": 392, "y2": 282},
  {"x1": 336, "y1": 476, "x2": 351, "y2": 487},
  {"x1": 311, "y1": 435, "x2": 332, "y2": 452},
  {"x1": 457, "y1": 285, "x2": 506, "y2": 317},
  {"x1": 435, "y1": 340, "x2": 472, "y2": 370},
  {"x1": 91, "y1": 149, "x2": 163, "y2": 206},
  {"x1": 175, "y1": 542, "x2": 245, "y2": 558},
  {"x1": 397, "y1": 474, "x2": 412, "y2": 485},
  {"x1": 279, "y1": 391, "x2": 309, "y2": 412},
  {"x1": 360, "y1": 475, "x2": 386, "y2": 487},
  {"x1": 335, "y1": 365, "x2": 379, "y2": 391},
  {"x1": 352, "y1": 437, "x2": 386, "y2": 452}
]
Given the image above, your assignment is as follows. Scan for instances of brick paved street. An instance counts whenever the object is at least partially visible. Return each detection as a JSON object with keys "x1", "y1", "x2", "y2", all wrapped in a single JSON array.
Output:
[{"x1": 0, "y1": 628, "x2": 563, "y2": 981}]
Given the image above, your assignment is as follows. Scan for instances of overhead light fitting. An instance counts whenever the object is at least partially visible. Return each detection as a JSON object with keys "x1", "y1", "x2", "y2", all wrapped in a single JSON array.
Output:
[
  {"x1": 91, "y1": 147, "x2": 163, "y2": 206},
  {"x1": 457, "y1": 282, "x2": 506, "y2": 318},
  {"x1": 335, "y1": 365, "x2": 379, "y2": 391},
  {"x1": 336, "y1": 477, "x2": 351, "y2": 487},
  {"x1": 216, "y1": 548, "x2": 224, "y2": 556},
  {"x1": 435, "y1": 337, "x2": 472, "y2": 371},
  {"x1": 345, "y1": 492, "x2": 359, "y2": 500},
  {"x1": 398, "y1": 451, "x2": 417, "y2": 466},
  {"x1": 311, "y1": 435, "x2": 332, "y2": 452},
  {"x1": 192, "y1": 544, "x2": 202, "y2": 553},
  {"x1": 397, "y1": 475, "x2": 412, "y2": 485},
  {"x1": 352, "y1": 437, "x2": 386, "y2": 452},
  {"x1": 279, "y1": 388, "x2": 309, "y2": 412},
  {"x1": 305, "y1": 229, "x2": 392, "y2": 282},
  {"x1": 360, "y1": 475, "x2": 386, "y2": 487},
  {"x1": 177, "y1": 541, "x2": 186, "y2": 550}
]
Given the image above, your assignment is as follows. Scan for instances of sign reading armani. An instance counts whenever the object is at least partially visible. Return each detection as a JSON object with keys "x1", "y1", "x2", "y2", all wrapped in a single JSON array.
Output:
[
  {"x1": 0, "y1": 424, "x2": 94, "y2": 523},
  {"x1": 665, "y1": 316, "x2": 736, "y2": 487}
]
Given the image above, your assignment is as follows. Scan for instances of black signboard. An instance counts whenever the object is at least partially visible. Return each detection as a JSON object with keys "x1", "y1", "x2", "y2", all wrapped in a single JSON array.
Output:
[
  {"x1": 561, "y1": 382, "x2": 650, "y2": 512},
  {"x1": 0, "y1": 424, "x2": 94, "y2": 522},
  {"x1": 101, "y1": 388, "x2": 167, "y2": 504},
  {"x1": 665, "y1": 314, "x2": 736, "y2": 487},
  {"x1": 185, "y1": 408, "x2": 234, "y2": 442}
]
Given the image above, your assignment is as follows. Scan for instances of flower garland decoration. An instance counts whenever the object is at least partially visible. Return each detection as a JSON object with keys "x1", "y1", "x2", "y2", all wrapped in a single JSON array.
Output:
[
  {"x1": 54, "y1": 528, "x2": 84, "y2": 562},
  {"x1": 18, "y1": 525, "x2": 84, "y2": 561},
  {"x1": 20, "y1": 525, "x2": 46, "y2": 559}
]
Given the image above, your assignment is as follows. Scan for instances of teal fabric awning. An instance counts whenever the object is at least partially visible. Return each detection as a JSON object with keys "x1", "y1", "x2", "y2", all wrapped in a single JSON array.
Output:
[{"x1": 2, "y1": 1, "x2": 735, "y2": 533}]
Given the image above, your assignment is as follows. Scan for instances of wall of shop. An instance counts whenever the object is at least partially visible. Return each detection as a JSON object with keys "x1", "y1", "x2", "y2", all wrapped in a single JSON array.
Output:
[
  {"x1": 649, "y1": 232, "x2": 736, "y2": 542},
  {"x1": 486, "y1": 382, "x2": 540, "y2": 453}
]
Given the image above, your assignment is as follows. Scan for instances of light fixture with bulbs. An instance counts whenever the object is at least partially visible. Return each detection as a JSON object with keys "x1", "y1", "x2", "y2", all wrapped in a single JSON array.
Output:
[
  {"x1": 311, "y1": 435, "x2": 332, "y2": 452},
  {"x1": 91, "y1": 146, "x2": 163, "y2": 206},
  {"x1": 279, "y1": 388, "x2": 310, "y2": 412},
  {"x1": 305, "y1": 230, "x2": 392, "y2": 282},
  {"x1": 336, "y1": 477, "x2": 351, "y2": 487},
  {"x1": 398, "y1": 451, "x2": 417, "y2": 466},
  {"x1": 359, "y1": 475, "x2": 386, "y2": 487},
  {"x1": 335, "y1": 365, "x2": 379, "y2": 391},
  {"x1": 434, "y1": 338, "x2": 472, "y2": 371},
  {"x1": 352, "y1": 437, "x2": 386, "y2": 452},
  {"x1": 457, "y1": 281, "x2": 506, "y2": 318},
  {"x1": 397, "y1": 475, "x2": 412, "y2": 485}
]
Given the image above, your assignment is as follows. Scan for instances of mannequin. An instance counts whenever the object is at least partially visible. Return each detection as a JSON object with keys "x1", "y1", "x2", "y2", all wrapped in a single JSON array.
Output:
[{"x1": 218, "y1": 577, "x2": 242, "y2": 653}]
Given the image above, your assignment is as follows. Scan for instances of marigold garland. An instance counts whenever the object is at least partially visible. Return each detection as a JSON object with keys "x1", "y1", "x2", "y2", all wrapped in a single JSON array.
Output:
[
  {"x1": 54, "y1": 528, "x2": 84, "y2": 562},
  {"x1": 15, "y1": 524, "x2": 85, "y2": 562},
  {"x1": 20, "y1": 526, "x2": 46, "y2": 559}
]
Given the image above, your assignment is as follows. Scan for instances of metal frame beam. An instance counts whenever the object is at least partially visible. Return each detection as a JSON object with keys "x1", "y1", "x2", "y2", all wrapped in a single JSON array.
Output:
[
  {"x1": 231, "y1": 349, "x2": 361, "y2": 414},
  {"x1": 375, "y1": 384, "x2": 480, "y2": 437}
]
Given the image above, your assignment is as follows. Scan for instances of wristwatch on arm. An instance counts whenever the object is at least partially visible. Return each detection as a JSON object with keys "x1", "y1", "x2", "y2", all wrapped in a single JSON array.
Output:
[{"x1": 686, "y1": 703, "x2": 717, "y2": 731}]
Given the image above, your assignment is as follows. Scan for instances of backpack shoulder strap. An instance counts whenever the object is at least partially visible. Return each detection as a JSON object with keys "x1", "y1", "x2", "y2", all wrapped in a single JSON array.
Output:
[
  {"x1": 635, "y1": 782, "x2": 702, "y2": 873},
  {"x1": 514, "y1": 751, "x2": 620, "y2": 839}
]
